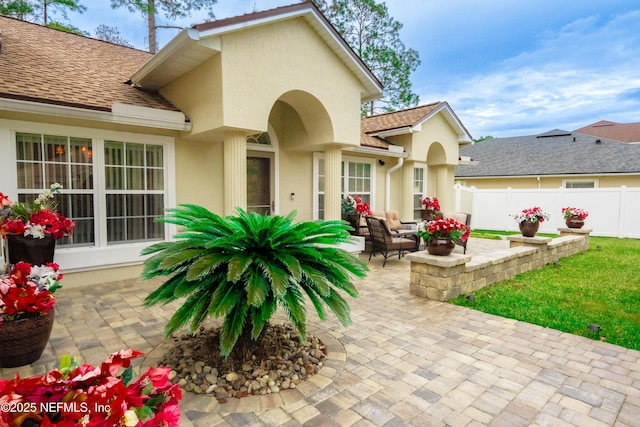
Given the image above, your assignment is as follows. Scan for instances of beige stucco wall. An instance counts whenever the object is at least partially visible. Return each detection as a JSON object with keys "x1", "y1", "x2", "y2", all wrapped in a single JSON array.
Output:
[
  {"x1": 458, "y1": 175, "x2": 640, "y2": 189},
  {"x1": 174, "y1": 138, "x2": 225, "y2": 211},
  {"x1": 220, "y1": 18, "x2": 363, "y2": 147}
]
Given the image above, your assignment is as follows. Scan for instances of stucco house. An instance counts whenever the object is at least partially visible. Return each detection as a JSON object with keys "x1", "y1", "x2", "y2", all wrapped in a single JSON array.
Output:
[
  {"x1": 0, "y1": 2, "x2": 469, "y2": 284},
  {"x1": 455, "y1": 129, "x2": 640, "y2": 189}
]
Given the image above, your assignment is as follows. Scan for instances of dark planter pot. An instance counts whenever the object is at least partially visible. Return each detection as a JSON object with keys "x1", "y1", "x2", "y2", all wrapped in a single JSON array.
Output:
[
  {"x1": 421, "y1": 209, "x2": 441, "y2": 222},
  {"x1": 426, "y1": 238, "x2": 455, "y2": 256},
  {"x1": 565, "y1": 216, "x2": 585, "y2": 229},
  {"x1": 4, "y1": 233, "x2": 55, "y2": 266},
  {"x1": 519, "y1": 221, "x2": 540, "y2": 237},
  {"x1": 0, "y1": 310, "x2": 55, "y2": 368}
]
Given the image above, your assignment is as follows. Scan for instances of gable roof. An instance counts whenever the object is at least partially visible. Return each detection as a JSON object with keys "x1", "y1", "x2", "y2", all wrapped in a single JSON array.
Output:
[
  {"x1": 362, "y1": 101, "x2": 472, "y2": 144},
  {"x1": 0, "y1": 15, "x2": 178, "y2": 113},
  {"x1": 575, "y1": 120, "x2": 640, "y2": 143},
  {"x1": 456, "y1": 130, "x2": 640, "y2": 178},
  {"x1": 131, "y1": 1, "x2": 383, "y2": 102}
]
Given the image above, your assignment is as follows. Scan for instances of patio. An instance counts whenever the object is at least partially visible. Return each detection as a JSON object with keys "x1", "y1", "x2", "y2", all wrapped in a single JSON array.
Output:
[{"x1": 3, "y1": 237, "x2": 640, "y2": 426}]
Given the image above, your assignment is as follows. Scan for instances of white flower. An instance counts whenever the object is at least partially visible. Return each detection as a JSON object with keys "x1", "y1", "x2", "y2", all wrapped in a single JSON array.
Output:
[
  {"x1": 24, "y1": 223, "x2": 46, "y2": 239},
  {"x1": 123, "y1": 409, "x2": 140, "y2": 426}
]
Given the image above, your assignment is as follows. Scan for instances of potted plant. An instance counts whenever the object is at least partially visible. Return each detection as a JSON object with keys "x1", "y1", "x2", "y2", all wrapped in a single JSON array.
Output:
[
  {"x1": 1, "y1": 184, "x2": 75, "y2": 266},
  {"x1": 0, "y1": 349, "x2": 182, "y2": 426},
  {"x1": 341, "y1": 194, "x2": 371, "y2": 234},
  {"x1": 0, "y1": 261, "x2": 62, "y2": 367},
  {"x1": 562, "y1": 207, "x2": 588, "y2": 229},
  {"x1": 512, "y1": 206, "x2": 550, "y2": 237},
  {"x1": 421, "y1": 196, "x2": 441, "y2": 221},
  {"x1": 417, "y1": 217, "x2": 469, "y2": 256}
]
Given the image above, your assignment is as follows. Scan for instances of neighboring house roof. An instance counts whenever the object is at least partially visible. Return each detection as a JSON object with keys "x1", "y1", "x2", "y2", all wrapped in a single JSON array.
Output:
[
  {"x1": 575, "y1": 120, "x2": 640, "y2": 143},
  {"x1": 456, "y1": 129, "x2": 640, "y2": 177},
  {"x1": 362, "y1": 101, "x2": 472, "y2": 144},
  {"x1": 0, "y1": 15, "x2": 178, "y2": 112},
  {"x1": 131, "y1": 1, "x2": 383, "y2": 102}
]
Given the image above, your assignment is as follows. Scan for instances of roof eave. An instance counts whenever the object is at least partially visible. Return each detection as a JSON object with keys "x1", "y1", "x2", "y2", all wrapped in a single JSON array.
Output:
[
  {"x1": 412, "y1": 102, "x2": 473, "y2": 145},
  {"x1": 0, "y1": 97, "x2": 191, "y2": 131}
]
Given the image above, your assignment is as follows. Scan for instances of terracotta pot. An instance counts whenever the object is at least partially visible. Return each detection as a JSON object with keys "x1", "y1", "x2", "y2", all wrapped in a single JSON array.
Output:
[
  {"x1": 4, "y1": 233, "x2": 55, "y2": 266},
  {"x1": 0, "y1": 310, "x2": 55, "y2": 368},
  {"x1": 426, "y1": 238, "x2": 455, "y2": 256},
  {"x1": 565, "y1": 216, "x2": 585, "y2": 229},
  {"x1": 519, "y1": 221, "x2": 540, "y2": 237}
]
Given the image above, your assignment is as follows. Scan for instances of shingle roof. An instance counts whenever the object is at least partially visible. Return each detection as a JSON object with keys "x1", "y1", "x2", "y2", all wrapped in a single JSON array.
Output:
[
  {"x1": 575, "y1": 120, "x2": 640, "y2": 143},
  {"x1": 362, "y1": 102, "x2": 443, "y2": 134},
  {"x1": 456, "y1": 130, "x2": 640, "y2": 177},
  {"x1": 0, "y1": 15, "x2": 178, "y2": 112},
  {"x1": 360, "y1": 132, "x2": 389, "y2": 149}
]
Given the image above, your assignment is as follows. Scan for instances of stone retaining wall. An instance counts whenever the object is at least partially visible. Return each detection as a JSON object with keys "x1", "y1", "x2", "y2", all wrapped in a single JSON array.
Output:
[{"x1": 407, "y1": 228, "x2": 591, "y2": 301}]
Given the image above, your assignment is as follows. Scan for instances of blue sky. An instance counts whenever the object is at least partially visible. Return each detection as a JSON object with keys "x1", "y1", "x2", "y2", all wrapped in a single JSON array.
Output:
[{"x1": 66, "y1": 0, "x2": 640, "y2": 138}]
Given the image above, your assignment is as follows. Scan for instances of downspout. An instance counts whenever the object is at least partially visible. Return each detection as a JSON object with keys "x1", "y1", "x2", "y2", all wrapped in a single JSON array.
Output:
[{"x1": 385, "y1": 157, "x2": 404, "y2": 211}]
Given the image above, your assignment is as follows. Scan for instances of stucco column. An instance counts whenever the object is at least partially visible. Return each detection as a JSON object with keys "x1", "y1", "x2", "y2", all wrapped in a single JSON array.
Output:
[
  {"x1": 223, "y1": 130, "x2": 247, "y2": 216},
  {"x1": 324, "y1": 144, "x2": 342, "y2": 220},
  {"x1": 402, "y1": 161, "x2": 415, "y2": 220},
  {"x1": 436, "y1": 165, "x2": 451, "y2": 212}
]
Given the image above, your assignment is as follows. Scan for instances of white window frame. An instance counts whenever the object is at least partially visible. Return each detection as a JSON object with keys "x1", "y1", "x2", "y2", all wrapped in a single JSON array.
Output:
[
  {"x1": 413, "y1": 163, "x2": 427, "y2": 219},
  {"x1": 563, "y1": 178, "x2": 598, "y2": 189},
  {"x1": 0, "y1": 119, "x2": 176, "y2": 272},
  {"x1": 313, "y1": 153, "x2": 376, "y2": 220}
]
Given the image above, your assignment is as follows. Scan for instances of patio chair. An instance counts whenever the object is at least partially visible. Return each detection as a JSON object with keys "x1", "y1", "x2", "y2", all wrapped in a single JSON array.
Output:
[
  {"x1": 385, "y1": 210, "x2": 419, "y2": 236},
  {"x1": 366, "y1": 216, "x2": 420, "y2": 267},
  {"x1": 443, "y1": 212, "x2": 472, "y2": 254}
]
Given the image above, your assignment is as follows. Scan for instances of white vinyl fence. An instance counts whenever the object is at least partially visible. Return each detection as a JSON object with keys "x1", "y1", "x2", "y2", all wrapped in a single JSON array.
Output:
[{"x1": 454, "y1": 184, "x2": 640, "y2": 239}]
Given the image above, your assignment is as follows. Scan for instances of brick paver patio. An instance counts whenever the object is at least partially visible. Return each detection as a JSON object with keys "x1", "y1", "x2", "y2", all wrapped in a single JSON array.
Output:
[{"x1": 3, "y1": 238, "x2": 640, "y2": 426}]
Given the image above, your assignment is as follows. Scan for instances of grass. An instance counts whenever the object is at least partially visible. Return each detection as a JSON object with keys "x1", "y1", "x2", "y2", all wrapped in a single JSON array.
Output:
[
  {"x1": 451, "y1": 236, "x2": 640, "y2": 351},
  {"x1": 470, "y1": 229, "x2": 559, "y2": 240}
]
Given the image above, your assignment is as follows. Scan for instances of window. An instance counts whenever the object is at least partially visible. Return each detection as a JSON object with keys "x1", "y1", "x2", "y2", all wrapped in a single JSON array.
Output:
[
  {"x1": 564, "y1": 179, "x2": 597, "y2": 189},
  {"x1": 16, "y1": 133, "x2": 94, "y2": 246},
  {"x1": 413, "y1": 165, "x2": 427, "y2": 219},
  {"x1": 104, "y1": 141, "x2": 165, "y2": 244},
  {"x1": 313, "y1": 155, "x2": 375, "y2": 219},
  {"x1": 14, "y1": 133, "x2": 167, "y2": 248}
]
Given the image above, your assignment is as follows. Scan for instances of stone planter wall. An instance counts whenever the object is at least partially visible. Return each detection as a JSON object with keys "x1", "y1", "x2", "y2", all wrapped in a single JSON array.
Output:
[{"x1": 407, "y1": 228, "x2": 591, "y2": 301}]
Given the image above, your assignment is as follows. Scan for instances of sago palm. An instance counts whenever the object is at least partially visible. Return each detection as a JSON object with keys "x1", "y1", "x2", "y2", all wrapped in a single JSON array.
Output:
[{"x1": 142, "y1": 205, "x2": 367, "y2": 356}]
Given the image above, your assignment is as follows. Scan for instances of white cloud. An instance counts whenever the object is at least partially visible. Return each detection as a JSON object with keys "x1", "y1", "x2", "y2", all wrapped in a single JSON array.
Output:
[{"x1": 424, "y1": 10, "x2": 640, "y2": 137}]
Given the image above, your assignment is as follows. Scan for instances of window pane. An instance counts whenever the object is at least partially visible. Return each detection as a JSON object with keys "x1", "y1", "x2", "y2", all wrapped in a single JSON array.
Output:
[
  {"x1": 147, "y1": 194, "x2": 165, "y2": 216},
  {"x1": 146, "y1": 145, "x2": 163, "y2": 167},
  {"x1": 126, "y1": 167, "x2": 145, "y2": 190},
  {"x1": 45, "y1": 162, "x2": 69, "y2": 188},
  {"x1": 126, "y1": 194, "x2": 145, "y2": 216},
  {"x1": 105, "y1": 167, "x2": 124, "y2": 190},
  {"x1": 16, "y1": 133, "x2": 42, "y2": 161},
  {"x1": 44, "y1": 135, "x2": 68, "y2": 162},
  {"x1": 126, "y1": 218, "x2": 146, "y2": 241},
  {"x1": 147, "y1": 218, "x2": 164, "y2": 239},
  {"x1": 106, "y1": 194, "x2": 124, "y2": 217},
  {"x1": 108, "y1": 218, "x2": 126, "y2": 242},
  {"x1": 69, "y1": 138, "x2": 92, "y2": 164},
  {"x1": 16, "y1": 163, "x2": 43, "y2": 189},
  {"x1": 104, "y1": 141, "x2": 124, "y2": 165},
  {"x1": 565, "y1": 181, "x2": 595, "y2": 189},
  {"x1": 71, "y1": 165, "x2": 93, "y2": 190},
  {"x1": 127, "y1": 143, "x2": 145, "y2": 167},
  {"x1": 147, "y1": 169, "x2": 164, "y2": 190},
  {"x1": 318, "y1": 194, "x2": 324, "y2": 220}
]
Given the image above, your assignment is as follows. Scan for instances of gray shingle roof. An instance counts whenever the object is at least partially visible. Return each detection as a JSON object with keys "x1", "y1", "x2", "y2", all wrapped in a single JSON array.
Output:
[{"x1": 456, "y1": 130, "x2": 640, "y2": 177}]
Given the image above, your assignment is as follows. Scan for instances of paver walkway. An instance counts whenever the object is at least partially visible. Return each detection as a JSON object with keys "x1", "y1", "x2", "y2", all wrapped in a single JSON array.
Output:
[{"x1": 3, "y1": 238, "x2": 640, "y2": 426}]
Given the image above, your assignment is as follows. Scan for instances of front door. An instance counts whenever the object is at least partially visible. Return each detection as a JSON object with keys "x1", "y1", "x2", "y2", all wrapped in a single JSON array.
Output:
[{"x1": 247, "y1": 156, "x2": 272, "y2": 215}]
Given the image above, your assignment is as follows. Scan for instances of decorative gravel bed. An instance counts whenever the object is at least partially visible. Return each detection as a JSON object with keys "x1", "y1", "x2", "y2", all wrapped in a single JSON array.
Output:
[{"x1": 160, "y1": 323, "x2": 327, "y2": 401}]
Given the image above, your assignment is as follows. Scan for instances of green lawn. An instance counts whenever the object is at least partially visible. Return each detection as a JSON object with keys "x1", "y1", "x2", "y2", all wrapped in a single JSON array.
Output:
[{"x1": 451, "y1": 236, "x2": 640, "y2": 350}]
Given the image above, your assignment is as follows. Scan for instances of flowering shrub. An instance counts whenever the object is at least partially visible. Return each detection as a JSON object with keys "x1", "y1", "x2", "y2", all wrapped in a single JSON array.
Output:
[
  {"x1": 417, "y1": 217, "x2": 470, "y2": 244},
  {"x1": 0, "y1": 349, "x2": 182, "y2": 426},
  {"x1": 0, "y1": 184, "x2": 74, "y2": 240},
  {"x1": 421, "y1": 196, "x2": 441, "y2": 211},
  {"x1": 512, "y1": 206, "x2": 550, "y2": 224},
  {"x1": 562, "y1": 207, "x2": 589, "y2": 219},
  {"x1": 341, "y1": 194, "x2": 371, "y2": 217},
  {"x1": 0, "y1": 261, "x2": 61, "y2": 323}
]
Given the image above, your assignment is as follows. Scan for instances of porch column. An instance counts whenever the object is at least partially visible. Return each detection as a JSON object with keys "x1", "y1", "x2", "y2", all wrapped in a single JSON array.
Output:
[
  {"x1": 436, "y1": 165, "x2": 450, "y2": 212},
  {"x1": 223, "y1": 130, "x2": 247, "y2": 216},
  {"x1": 324, "y1": 144, "x2": 342, "y2": 220},
  {"x1": 402, "y1": 161, "x2": 415, "y2": 220}
]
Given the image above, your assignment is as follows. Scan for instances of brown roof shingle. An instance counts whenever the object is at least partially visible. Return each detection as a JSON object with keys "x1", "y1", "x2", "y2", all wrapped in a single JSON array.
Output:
[
  {"x1": 574, "y1": 120, "x2": 640, "y2": 143},
  {"x1": 0, "y1": 16, "x2": 178, "y2": 112},
  {"x1": 361, "y1": 102, "x2": 443, "y2": 134}
]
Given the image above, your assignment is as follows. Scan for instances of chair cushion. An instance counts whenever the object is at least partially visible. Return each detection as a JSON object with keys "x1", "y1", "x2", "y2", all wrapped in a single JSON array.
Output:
[
  {"x1": 444, "y1": 212, "x2": 468, "y2": 224},
  {"x1": 385, "y1": 211, "x2": 403, "y2": 230}
]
